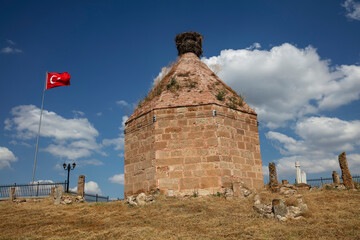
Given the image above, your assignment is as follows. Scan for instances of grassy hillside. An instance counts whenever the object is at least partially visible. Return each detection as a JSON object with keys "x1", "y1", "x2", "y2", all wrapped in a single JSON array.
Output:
[{"x1": 1, "y1": 189, "x2": 359, "y2": 240}]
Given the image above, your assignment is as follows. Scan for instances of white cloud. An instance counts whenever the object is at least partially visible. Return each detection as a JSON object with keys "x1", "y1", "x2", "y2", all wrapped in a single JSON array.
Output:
[
  {"x1": 116, "y1": 100, "x2": 129, "y2": 106},
  {"x1": 109, "y1": 173, "x2": 124, "y2": 184},
  {"x1": 202, "y1": 43, "x2": 360, "y2": 128},
  {"x1": 96, "y1": 112, "x2": 102, "y2": 116},
  {"x1": 5, "y1": 105, "x2": 102, "y2": 160},
  {"x1": 0, "y1": 147, "x2": 18, "y2": 170},
  {"x1": 119, "y1": 115, "x2": 129, "y2": 131},
  {"x1": 1, "y1": 47, "x2": 22, "y2": 53},
  {"x1": 102, "y1": 115, "x2": 127, "y2": 151},
  {"x1": 265, "y1": 116, "x2": 360, "y2": 177},
  {"x1": 72, "y1": 110, "x2": 85, "y2": 118},
  {"x1": 102, "y1": 137, "x2": 124, "y2": 151},
  {"x1": 71, "y1": 181, "x2": 102, "y2": 195},
  {"x1": 6, "y1": 39, "x2": 16, "y2": 45},
  {"x1": 343, "y1": 0, "x2": 360, "y2": 20}
]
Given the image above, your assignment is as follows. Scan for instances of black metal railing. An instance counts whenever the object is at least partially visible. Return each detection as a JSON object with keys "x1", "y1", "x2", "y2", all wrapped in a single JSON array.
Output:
[
  {"x1": 68, "y1": 190, "x2": 109, "y2": 202},
  {"x1": 0, "y1": 182, "x2": 66, "y2": 199},
  {"x1": 307, "y1": 175, "x2": 360, "y2": 187}
]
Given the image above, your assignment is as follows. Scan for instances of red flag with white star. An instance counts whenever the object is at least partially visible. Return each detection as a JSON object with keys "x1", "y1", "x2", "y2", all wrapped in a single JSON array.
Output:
[{"x1": 46, "y1": 72, "x2": 71, "y2": 90}]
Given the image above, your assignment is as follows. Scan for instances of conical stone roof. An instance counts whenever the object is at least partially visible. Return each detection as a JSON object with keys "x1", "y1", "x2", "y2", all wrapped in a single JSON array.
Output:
[{"x1": 127, "y1": 33, "x2": 256, "y2": 123}]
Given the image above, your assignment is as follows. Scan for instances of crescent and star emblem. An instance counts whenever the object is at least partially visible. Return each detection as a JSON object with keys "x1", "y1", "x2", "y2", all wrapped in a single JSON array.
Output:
[{"x1": 50, "y1": 75, "x2": 61, "y2": 84}]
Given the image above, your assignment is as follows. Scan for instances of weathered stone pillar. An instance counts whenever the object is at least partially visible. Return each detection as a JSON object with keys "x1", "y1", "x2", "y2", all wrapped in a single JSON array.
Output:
[
  {"x1": 77, "y1": 175, "x2": 85, "y2": 197},
  {"x1": 295, "y1": 161, "x2": 301, "y2": 184},
  {"x1": 338, "y1": 152, "x2": 355, "y2": 189},
  {"x1": 269, "y1": 162, "x2": 278, "y2": 187},
  {"x1": 9, "y1": 187, "x2": 15, "y2": 201},
  {"x1": 54, "y1": 185, "x2": 63, "y2": 205},
  {"x1": 332, "y1": 171, "x2": 340, "y2": 184}
]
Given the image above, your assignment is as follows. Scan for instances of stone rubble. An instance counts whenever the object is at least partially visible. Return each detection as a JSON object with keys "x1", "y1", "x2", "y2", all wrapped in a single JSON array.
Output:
[
  {"x1": 126, "y1": 192, "x2": 155, "y2": 206},
  {"x1": 253, "y1": 185, "x2": 308, "y2": 222}
]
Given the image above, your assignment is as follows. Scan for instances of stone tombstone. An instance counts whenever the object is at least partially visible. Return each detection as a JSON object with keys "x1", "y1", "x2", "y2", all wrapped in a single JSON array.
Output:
[
  {"x1": 301, "y1": 171, "x2": 307, "y2": 184},
  {"x1": 50, "y1": 187, "x2": 56, "y2": 196},
  {"x1": 269, "y1": 162, "x2": 278, "y2": 187},
  {"x1": 338, "y1": 152, "x2": 355, "y2": 189},
  {"x1": 295, "y1": 161, "x2": 301, "y2": 184},
  {"x1": 9, "y1": 187, "x2": 15, "y2": 201},
  {"x1": 77, "y1": 175, "x2": 85, "y2": 197},
  {"x1": 54, "y1": 185, "x2": 63, "y2": 205},
  {"x1": 332, "y1": 171, "x2": 340, "y2": 184}
]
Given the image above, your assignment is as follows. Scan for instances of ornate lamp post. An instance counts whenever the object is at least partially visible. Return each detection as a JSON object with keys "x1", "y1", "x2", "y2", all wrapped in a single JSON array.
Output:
[{"x1": 63, "y1": 162, "x2": 76, "y2": 192}]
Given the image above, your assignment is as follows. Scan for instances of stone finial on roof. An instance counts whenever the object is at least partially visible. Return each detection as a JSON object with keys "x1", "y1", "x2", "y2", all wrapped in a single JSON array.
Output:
[{"x1": 175, "y1": 31, "x2": 203, "y2": 57}]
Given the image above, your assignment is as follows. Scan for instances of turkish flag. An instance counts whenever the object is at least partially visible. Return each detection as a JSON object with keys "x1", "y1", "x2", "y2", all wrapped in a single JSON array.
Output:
[{"x1": 46, "y1": 72, "x2": 71, "y2": 90}]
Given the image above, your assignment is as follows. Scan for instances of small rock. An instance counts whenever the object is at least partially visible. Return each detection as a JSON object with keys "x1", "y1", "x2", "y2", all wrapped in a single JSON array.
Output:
[
  {"x1": 253, "y1": 194, "x2": 261, "y2": 205},
  {"x1": 61, "y1": 197, "x2": 72, "y2": 205},
  {"x1": 272, "y1": 199, "x2": 288, "y2": 217},
  {"x1": 126, "y1": 196, "x2": 137, "y2": 206},
  {"x1": 136, "y1": 193, "x2": 147, "y2": 206},
  {"x1": 275, "y1": 214, "x2": 287, "y2": 222},
  {"x1": 224, "y1": 187, "x2": 234, "y2": 199}
]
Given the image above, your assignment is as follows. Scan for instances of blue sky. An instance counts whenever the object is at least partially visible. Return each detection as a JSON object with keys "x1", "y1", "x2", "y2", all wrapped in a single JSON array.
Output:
[{"x1": 1, "y1": 0, "x2": 360, "y2": 199}]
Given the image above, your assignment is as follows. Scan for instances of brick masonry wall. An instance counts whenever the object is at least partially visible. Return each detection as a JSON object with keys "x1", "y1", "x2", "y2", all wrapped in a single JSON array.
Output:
[
  {"x1": 124, "y1": 104, "x2": 263, "y2": 197},
  {"x1": 124, "y1": 112, "x2": 156, "y2": 196}
]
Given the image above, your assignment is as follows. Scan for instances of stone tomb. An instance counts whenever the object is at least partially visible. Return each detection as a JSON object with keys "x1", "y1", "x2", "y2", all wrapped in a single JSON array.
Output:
[{"x1": 124, "y1": 32, "x2": 263, "y2": 197}]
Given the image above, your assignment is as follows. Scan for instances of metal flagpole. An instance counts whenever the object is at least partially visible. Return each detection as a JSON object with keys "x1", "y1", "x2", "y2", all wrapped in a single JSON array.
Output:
[{"x1": 32, "y1": 72, "x2": 47, "y2": 183}]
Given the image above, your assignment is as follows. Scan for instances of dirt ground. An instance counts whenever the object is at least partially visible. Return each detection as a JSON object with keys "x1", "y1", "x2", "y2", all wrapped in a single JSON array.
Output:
[{"x1": 1, "y1": 189, "x2": 359, "y2": 240}]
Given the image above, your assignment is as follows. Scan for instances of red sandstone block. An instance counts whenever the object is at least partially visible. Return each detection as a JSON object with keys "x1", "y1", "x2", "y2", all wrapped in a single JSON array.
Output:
[
  {"x1": 159, "y1": 178, "x2": 179, "y2": 189},
  {"x1": 170, "y1": 171, "x2": 183, "y2": 178},
  {"x1": 205, "y1": 125, "x2": 217, "y2": 131},
  {"x1": 185, "y1": 112, "x2": 196, "y2": 118},
  {"x1": 221, "y1": 176, "x2": 232, "y2": 187},
  {"x1": 162, "y1": 134, "x2": 171, "y2": 140},
  {"x1": 197, "y1": 149, "x2": 209, "y2": 156},
  {"x1": 241, "y1": 151, "x2": 253, "y2": 159},
  {"x1": 193, "y1": 139, "x2": 205, "y2": 147},
  {"x1": 178, "y1": 119, "x2": 188, "y2": 126},
  {"x1": 233, "y1": 169, "x2": 242, "y2": 176},
  {"x1": 171, "y1": 150, "x2": 183, "y2": 157},
  {"x1": 201, "y1": 163, "x2": 214, "y2": 169},
  {"x1": 157, "y1": 151, "x2": 171, "y2": 158},
  {"x1": 218, "y1": 131, "x2": 230, "y2": 138},
  {"x1": 180, "y1": 140, "x2": 193, "y2": 148},
  {"x1": 222, "y1": 156, "x2": 232, "y2": 162},
  {"x1": 201, "y1": 177, "x2": 219, "y2": 188},
  {"x1": 188, "y1": 132, "x2": 203, "y2": 139},
  {"x1": 247, "y1": 172, "x2": 256, "y2": 178},
  {"x1": 253, "y1": 179, "x2": 265, "y2": 189},
  {"x1": 125, "y1": 164, "x2": 134, "y2": 173},
  {"x1": 222, "y1": 169, "x2": 232, "y2": 176},
  {"x1": 156, "y1": 172, "x2": 168, "y2": 178},
  {"x1": 207, "y1": 156, "x2": 220, "y2": 162},
  {"x1": 184, "y1": 164, "x2": 197, "y2": 171},
  {"x1": 168, "y1": 141, "x2": 180, "y2": 149},
  {"x1": 157, "y1": 158, "x2": 184, "y2": 166},
  {"x1": 142, "y1": 160, "x2": 153, "y2": 169},
  {"x1": 238, "y1": 142, "x2": 245, "y2": 149},
  {"x1": 254, "y1": 152, "x2": 261, "y2": 160},
  {"x1": 183, "y1": 149, "x2": 197, "y2": 156},
  {"x1": 180, "y1": 178, "x2": 200, "y2": 190},
  {"x1": 185, "y1": 157, "x2": 201, "y2": 164},
  {"x1": 246, "y1": 159, "x2": 255, "y2": 165},
  {"x1": 165, "y1": 127, "x2": 182, "y2": 133},
  {"x1": 184, "y1": 171, "x2": 193, "y2": 177},
  {"x1": 206, "y1": 169, "x2": 221, "y2": 176},
  {"x1": 204, "y1": 131, "x2": 215, "y2": 138},
  {"x1": 158, "y1": 120, "x2": 170, "y2": 128},
  {"x1": 154, "y1": 141, "x2": 167, "y2": 150},
  {"x1": 206, "y1": 138, "x2": 218, "y2": 146}
]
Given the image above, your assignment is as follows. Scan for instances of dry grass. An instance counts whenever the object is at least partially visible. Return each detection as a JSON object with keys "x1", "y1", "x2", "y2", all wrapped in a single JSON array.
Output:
[{"x1": 1, "y1": 190, "x2": 360, "y2": 240}]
